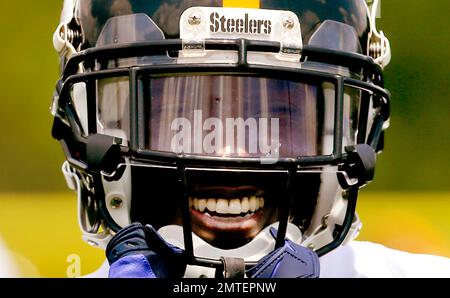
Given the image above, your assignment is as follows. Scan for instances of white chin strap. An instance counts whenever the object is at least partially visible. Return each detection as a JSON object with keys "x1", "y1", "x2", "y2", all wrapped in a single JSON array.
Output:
[{"x1": 158, "y1": 223, "x2": 302, "y2": 278}]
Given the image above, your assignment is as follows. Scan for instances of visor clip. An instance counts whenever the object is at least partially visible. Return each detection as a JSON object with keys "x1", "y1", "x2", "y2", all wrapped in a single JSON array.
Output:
[
  {"x1": 215, "y1": 257, "x2": 246, "y2": 279},
  {"x1": 86, "y1": 134, "x2": 126, "y2": 181},
  {"x1": 338, "y1": 144, "x2": 376, "y2": 189}
]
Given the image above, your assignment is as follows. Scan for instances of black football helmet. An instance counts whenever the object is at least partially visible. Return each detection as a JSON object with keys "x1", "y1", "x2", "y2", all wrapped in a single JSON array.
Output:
[{"x1": 51, "y1": 0, "x2": 391, "y2": 272}]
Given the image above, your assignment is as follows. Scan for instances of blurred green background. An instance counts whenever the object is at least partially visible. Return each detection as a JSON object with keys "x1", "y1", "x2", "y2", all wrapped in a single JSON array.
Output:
[{"x1": 0, "y1": 1, "x2": 449, "y2": 277}]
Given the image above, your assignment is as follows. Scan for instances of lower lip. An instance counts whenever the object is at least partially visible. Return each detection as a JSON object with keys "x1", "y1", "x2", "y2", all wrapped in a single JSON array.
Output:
[{"x1": 190, "y1": 209, "x2": 264, "y2": 233}]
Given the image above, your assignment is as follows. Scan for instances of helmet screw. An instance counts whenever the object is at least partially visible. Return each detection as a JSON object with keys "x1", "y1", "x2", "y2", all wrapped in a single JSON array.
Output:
[
  {"x1": 282, "y1": 16, "x2": 295, "y2": 30},
  {"x1": 188, "y1": 13, "x2": 202, "y2": 25},
  {"x1": 307, "y1": 244, "x2": 316, "y2": 250},
  {"x1": 110, "y1": 197, "x2": 123, "y2": 209}
]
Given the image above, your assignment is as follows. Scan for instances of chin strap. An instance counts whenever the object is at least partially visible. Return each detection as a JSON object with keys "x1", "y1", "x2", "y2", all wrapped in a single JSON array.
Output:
[
  {"x1": 214, "y1": 228, "x2": 320, "y2": 279},
  {"x1": 106, "y1": 223, "x2": 319, "y2": 279},
  {"x1": 246, "y1": 228, "x2": 320, "y2": 278}
]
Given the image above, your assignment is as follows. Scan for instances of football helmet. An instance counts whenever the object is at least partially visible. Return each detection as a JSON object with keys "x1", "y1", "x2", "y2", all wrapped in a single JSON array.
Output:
[{"x1": 51, "y1": 0, "x2": 390, "y2": 274}]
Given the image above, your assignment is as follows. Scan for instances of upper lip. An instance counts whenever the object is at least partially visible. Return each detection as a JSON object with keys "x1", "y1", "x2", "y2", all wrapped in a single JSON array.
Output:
[{"x1": 189, "y1": 185, "x2": 264, "y2": 199}]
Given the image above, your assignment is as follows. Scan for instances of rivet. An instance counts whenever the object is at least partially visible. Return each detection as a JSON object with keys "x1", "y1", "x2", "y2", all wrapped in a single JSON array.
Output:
[
  {"x1": 188, "y1": 13, "x2": 202, "y2": 25},
  {"x1": 110, "y1": 197, "x2": 123, "y2": 209},
  {"x1": 282, "y1": 16, "x2": 295, "y2": 30}
]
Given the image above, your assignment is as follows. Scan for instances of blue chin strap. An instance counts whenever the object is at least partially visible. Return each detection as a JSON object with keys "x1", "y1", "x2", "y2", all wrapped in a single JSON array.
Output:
[{"x1": 106, "y1": 223, "x2": 320, "y2": 279}]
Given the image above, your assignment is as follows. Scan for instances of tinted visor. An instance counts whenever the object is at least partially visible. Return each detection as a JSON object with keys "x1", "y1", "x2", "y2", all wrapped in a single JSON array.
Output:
[
  {"x1": 93, "y1": 74, "x2": 361, "y2": 159},
  {"x1": 142, "y1": 75, "x2": 326, "y2": 158}
]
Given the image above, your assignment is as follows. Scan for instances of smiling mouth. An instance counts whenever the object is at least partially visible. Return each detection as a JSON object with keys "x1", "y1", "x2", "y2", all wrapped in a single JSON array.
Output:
[
  {"x1": 189, "y1": 196, "x2": 265, "y2": 216},
  {"x1": 189, "y1": 192, "x2": 270, "y2": 243},
  {"x1": 185, "y1": 185, "x2": 275, "y2": 248}
]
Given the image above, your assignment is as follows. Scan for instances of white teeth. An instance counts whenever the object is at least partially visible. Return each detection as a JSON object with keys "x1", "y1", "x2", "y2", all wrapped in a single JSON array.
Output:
[
  {"x1": 241, "y1": 197, "x2": 249, "y2": 213},
  {"x1": 229, "y1": 199, "x2": 242, "y2": 215},
  {"x1": 249, "y1": 196, "x2": 257, "y2": 212},
  {"x1": 216, "y1": 199, "x2": 229, "y2": 214},
  {"x1": 190, "y1": 196, "x2": 265, "y2": 215},
  {"x1": 207, "y1": 199, "x2": 217, "y2": 212},
  {"x1": 255, "y1": 197, "x2": 260, "y2": 211},
  {"x1": 198, "y1": 199, "x2": 207, "y2": 212},
  {"x1": 194, "y1": 198, "x2": 199, "y2": 210}
]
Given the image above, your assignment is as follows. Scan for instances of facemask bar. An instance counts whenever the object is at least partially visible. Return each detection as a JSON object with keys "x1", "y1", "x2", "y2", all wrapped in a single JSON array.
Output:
[{"x1": 53, "y1": 39, "x2": 389, "y2": 265}]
